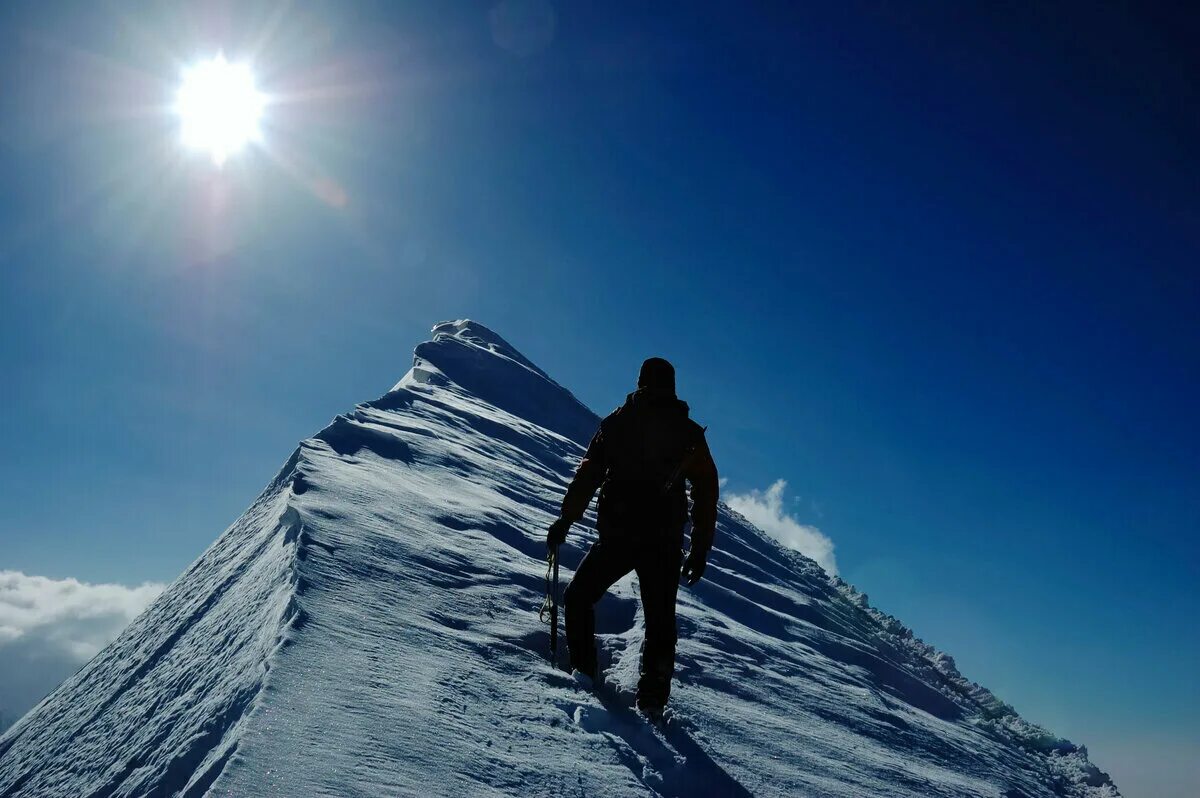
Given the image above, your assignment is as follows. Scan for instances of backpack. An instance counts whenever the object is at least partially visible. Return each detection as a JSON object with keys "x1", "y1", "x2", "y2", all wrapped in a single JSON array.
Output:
[{"x1": 595, "y1": 392, "x2": 703, "y2": 539}]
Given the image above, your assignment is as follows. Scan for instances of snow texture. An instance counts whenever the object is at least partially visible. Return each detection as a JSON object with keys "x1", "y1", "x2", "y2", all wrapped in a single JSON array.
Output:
[{"x1": 0, "y1": 320, "x2": 1120, "y2": 797}]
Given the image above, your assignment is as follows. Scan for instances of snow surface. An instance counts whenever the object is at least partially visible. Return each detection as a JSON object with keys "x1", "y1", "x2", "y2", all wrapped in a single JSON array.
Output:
[{"x1": 0, "y1": 320, "x2": 1120, "y2": 797}]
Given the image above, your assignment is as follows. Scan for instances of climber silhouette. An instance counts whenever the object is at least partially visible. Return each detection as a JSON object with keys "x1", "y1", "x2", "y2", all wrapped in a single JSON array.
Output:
[{"x1": 547, "y1": 357, "x2": 719, "y2": 714}]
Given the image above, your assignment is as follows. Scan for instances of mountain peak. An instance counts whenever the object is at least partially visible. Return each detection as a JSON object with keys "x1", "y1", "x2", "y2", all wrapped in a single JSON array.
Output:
[
  {"x1": 395, "y1": 319, "x2": 598, "y2": 446},
  {"x1": 427, "y1": 319, "x2": 550, "y2": 379}
]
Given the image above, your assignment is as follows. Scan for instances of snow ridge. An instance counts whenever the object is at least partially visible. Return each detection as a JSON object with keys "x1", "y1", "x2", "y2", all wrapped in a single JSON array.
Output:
[
  {"x1": 828, "y1": 579, "x2": 1114, "y2": 794},
  {"x1": 399, "y1": 319, "x2": 598, "y2": 446},
  {"x1": 0, "y1": 456, "x2": 309, "y2": 797},
  {"x1": 0, "y1": 320, "x2": 1120, "y2": 797}
]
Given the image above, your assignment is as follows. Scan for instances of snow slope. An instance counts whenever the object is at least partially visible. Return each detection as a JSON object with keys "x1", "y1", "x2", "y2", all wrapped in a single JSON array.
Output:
[{"x1": 0, "y1": 320, "x2": 1120, "y2": 797}]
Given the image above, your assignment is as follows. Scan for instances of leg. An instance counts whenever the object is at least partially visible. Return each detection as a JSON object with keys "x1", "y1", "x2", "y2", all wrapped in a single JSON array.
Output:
[
  {"x1": 634, "y1": 540, "x2": 684, "y2": 710},
  {"x1": 563, "y1": 541, "x2": 635, "y2": 678}
]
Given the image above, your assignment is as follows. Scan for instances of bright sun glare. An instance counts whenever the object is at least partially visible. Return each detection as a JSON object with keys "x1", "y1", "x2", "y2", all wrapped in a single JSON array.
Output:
[{"x1": 175, "y1": 55, "x2": 263, "y2": 166}]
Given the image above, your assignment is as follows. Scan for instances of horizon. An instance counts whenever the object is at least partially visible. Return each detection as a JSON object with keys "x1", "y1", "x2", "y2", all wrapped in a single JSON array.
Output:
[{"x1": 1, "y1": 2, "x2": 1197, "y2": 796}]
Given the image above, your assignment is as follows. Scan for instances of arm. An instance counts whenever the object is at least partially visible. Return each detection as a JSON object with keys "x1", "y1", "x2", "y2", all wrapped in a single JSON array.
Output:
[
  {"x1": 684, "y1": 438, "x2": 719, "y2": 554},
  {"x1": 548, "y1": 426, "x2": 607, "y2": 547},
  {"x1": 560, "y1": 427, "x2": 607, "y2": 523},
  {"x1": 680, "y1": 437, "x2": 718, "y2": 585}
]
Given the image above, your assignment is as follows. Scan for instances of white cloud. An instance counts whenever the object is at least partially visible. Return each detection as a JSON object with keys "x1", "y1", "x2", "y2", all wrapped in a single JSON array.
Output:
[
  {"x1": 0, "y1": 571, "x2": 164, "y2": 728},
  {"x1": 726, "y1": 480, "x2": 838, "y2": 576}
]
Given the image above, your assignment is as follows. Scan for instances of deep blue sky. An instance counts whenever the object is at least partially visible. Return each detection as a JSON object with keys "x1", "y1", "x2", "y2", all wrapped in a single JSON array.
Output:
[{"x1": 1, "y1": 2, "x2": 1196, "y2": 794}]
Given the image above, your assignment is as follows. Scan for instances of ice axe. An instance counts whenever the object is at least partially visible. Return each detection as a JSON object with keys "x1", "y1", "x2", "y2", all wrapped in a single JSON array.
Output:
[{"x1": 539, "y1": 543, "x2": 561, "y2": 662}]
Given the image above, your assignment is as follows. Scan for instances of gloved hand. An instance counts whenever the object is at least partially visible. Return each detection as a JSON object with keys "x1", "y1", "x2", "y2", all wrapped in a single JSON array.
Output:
[
  {"x1": 547, "y1": 517, "x2": 572, "y2": 548},
  {"x1": 681, "y1": 549, "x2": 708, "y2": 586}
]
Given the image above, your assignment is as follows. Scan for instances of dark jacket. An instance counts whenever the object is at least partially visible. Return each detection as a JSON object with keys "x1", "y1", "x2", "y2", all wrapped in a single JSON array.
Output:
[{"x1": 560, "y1": 390, "x2": 719, "y2": 553}]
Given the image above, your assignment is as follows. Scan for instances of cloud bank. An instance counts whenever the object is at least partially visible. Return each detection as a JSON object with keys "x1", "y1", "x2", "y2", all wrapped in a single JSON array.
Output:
[
  {"x1": 726, "y1": 480, "x2": 838, "y2": 576},
  {"x1": 0, "y1": 571, "x2": 164, "y2": 729}
]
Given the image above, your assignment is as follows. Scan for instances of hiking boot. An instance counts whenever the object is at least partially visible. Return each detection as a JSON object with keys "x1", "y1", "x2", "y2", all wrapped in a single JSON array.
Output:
[
  {"x1": 635, "y1": 673, "x2": 670, "y2": 714},
  {"x1": 568, "y1": 647, "x2": 597, "y2": 681}
]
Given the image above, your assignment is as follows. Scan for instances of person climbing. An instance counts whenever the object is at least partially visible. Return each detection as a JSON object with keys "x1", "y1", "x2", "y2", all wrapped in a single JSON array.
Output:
[{"x1": 546, "y1": 356, "x2": 719, "y2": 715}]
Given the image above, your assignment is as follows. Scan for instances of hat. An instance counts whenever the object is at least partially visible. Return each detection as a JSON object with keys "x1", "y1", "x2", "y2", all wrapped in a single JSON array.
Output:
[{"x1": 638, "y1": 357, "x2": 676, "y2": 396}]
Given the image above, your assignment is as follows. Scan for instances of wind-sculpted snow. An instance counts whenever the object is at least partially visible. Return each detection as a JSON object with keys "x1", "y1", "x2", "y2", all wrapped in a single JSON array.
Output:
[
  {"x1": 402, "y1": 319, "x2": 597, "y2": 446},
  {"x1": 0, "y1": 320, "x2": 1119, "y2": 797},
  {"x1": 0, "y1": 461, "x2": 305, "y2": 797}
]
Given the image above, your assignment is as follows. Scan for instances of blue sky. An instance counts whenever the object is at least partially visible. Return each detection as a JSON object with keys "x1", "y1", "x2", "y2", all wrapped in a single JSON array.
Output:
[{"x1": 0, "y1": 1, "x2": 1196, "y2": 794}]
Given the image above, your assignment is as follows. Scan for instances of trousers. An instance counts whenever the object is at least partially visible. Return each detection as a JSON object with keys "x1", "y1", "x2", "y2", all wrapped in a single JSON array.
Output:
[{"x1": 563, "y1": 535, "x2": 683, "y2": 707}]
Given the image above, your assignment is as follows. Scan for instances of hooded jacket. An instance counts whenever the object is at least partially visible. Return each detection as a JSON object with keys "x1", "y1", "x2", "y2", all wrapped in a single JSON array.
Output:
[{"x1": 559, "y1": 389, "x2": 719, "y2": 554}]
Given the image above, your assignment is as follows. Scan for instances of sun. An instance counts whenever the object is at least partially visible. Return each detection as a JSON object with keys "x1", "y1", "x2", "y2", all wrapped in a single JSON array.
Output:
[{"x1": 175, "y1": 55, "x2": 264, "y2": 166}]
